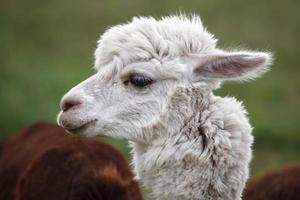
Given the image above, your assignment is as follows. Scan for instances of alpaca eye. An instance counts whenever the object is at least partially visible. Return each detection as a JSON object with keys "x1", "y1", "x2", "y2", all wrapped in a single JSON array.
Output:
[{"x1": 125, "y1": 74, "x2": 153, "y2": 88}]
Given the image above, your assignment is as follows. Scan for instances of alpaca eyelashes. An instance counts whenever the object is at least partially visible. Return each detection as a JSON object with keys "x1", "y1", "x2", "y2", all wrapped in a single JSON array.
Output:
[{"x1": 124, "y1": 74, "x2": 154, "y2": 88}]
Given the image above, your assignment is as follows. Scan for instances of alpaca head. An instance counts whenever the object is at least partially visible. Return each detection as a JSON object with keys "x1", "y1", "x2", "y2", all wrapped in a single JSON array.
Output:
[{"x1": 57, "y1": 15, "x2": 272, "y2": 142}]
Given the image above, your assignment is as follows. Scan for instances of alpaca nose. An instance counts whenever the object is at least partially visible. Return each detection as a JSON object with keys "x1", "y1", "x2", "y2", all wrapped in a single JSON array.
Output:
[{"x1": 60, "y1": 96, "x2": 82, "y2": 112}]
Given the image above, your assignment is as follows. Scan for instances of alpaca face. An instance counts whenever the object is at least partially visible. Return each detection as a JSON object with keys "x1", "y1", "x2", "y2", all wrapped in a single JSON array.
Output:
[
  {"x1": 57, "y1": 60, "x2": 191, "y2": 141},
  {"x1": 57, "y1": 15, "x2": 272, "y2": 142}
]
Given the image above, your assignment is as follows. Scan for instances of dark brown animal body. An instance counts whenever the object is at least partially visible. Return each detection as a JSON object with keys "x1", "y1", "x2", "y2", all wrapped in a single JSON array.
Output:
[
  {"x1": 243, "y1": 164, "x2": 300, "y2": 200},
  {"x1": 0, "y1": 122, "x2": 142, "y2": 200}
]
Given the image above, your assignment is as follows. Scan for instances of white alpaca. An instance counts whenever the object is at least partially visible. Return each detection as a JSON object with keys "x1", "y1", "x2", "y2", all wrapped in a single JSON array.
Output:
[{"x1": 57, "y1": 15, "x2": 272, "y2": 200}]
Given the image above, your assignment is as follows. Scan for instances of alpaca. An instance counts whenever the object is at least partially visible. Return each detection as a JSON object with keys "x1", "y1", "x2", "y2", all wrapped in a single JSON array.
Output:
[
  {"x1": 243, "y1": 164, "x2": 300, "y2": 200},
  {"x1": 0, "y1": 122, "x2": 142, "y2": 200},
  {"x1": 57, "y1": 15, "x2": 272, "y2": 200}
]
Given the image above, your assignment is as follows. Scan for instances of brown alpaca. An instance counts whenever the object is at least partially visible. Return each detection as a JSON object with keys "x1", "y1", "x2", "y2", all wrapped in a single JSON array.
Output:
[
  {"x1": 243, "y1": 164, "x2": 300, "y2": 200},
  {"x1": 0, "y1": 122, "x2": 142, "y2": 200}
]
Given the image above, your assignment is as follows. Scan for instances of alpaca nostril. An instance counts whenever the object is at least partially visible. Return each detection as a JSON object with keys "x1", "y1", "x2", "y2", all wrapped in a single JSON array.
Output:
[{"x1": 61, "y1": 98, "x2": 82, "y2": 112}]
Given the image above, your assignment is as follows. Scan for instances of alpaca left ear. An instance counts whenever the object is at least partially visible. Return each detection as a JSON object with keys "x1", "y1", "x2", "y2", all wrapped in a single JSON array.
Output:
[{"x1": 188, "y1": 50, "x2": 273, "y2": 81}]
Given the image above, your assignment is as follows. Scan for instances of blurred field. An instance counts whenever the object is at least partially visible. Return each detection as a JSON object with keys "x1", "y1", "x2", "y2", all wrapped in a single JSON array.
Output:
[{"x1": 0, "y1": 0, "x2": 299, "y2": 189}]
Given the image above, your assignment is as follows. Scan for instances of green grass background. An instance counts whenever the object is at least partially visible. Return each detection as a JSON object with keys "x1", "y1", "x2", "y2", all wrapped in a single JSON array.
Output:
[{"x1": 0, "y1": 0, "x2": 299, "y2": 197}]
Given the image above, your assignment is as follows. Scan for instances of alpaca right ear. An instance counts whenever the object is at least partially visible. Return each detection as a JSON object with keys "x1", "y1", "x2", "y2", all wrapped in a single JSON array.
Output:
[{"x1": 186, "y1": 50, "x2": 273, "y2": 82}]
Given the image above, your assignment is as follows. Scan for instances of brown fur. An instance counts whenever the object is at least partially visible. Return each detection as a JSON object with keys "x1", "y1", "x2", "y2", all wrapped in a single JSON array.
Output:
[
  {"x1": 0, "y1": 122, "x2": 142, "y2": 200},
  {"x1": 243, "y1": 164, "x2": 300, "y2": 200}
]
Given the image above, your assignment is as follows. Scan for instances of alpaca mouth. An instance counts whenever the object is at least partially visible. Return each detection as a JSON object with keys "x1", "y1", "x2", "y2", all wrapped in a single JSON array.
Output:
[{"x1": 66, "y1": 119, "x2": 97, "y2": 134}]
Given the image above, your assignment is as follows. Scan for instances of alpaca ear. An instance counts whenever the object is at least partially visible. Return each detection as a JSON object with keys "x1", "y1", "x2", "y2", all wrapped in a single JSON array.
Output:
[{"x1": 188, "y1": 51, "x2": 273, "y2": 81}]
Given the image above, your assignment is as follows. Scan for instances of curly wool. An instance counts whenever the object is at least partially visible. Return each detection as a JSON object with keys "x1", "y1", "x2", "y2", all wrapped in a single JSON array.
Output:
[{"x1": 131, "y1": 86, "x2": 253, "y2": 200}]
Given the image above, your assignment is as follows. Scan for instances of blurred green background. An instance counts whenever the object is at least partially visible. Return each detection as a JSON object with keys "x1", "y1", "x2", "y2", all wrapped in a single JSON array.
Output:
[{"x1": 0, "y1": 0, "x2": 299, "y2": 195}]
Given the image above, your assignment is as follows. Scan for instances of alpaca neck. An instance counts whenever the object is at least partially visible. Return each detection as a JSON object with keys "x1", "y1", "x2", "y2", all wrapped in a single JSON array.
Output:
[{"x1": 131, "y1": 91, "x2": 253, "y2": 200}]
